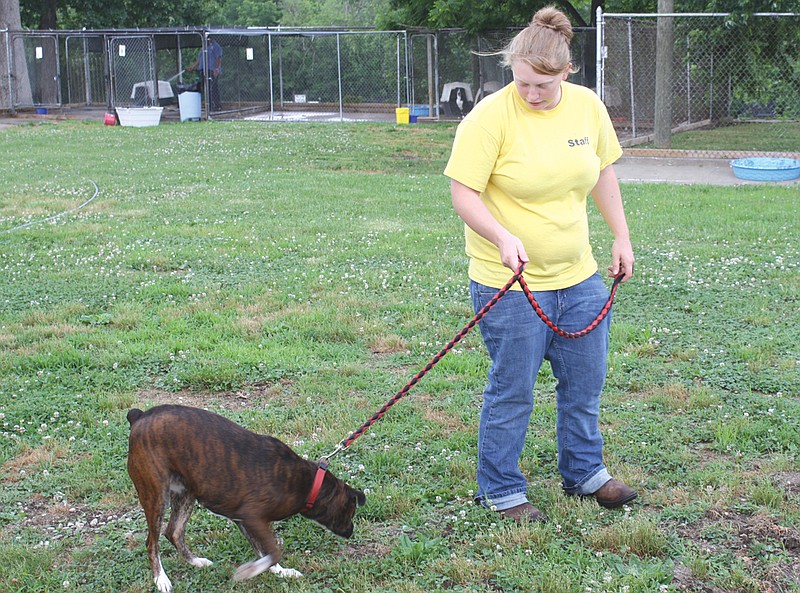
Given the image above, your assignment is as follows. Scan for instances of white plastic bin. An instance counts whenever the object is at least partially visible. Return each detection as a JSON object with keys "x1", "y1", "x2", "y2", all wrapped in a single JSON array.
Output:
[
  {"x1": 116, "y1": 107, "x2": 163, "y2": 127},
  {"x1": 178, "y1": 92, "x2": 202, "y2": 122}
]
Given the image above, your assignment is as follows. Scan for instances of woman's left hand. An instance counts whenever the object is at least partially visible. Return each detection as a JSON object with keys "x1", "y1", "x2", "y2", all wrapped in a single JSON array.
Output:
[{"x1": 608, "y1": 236, "x2": 634, "y2": 282}]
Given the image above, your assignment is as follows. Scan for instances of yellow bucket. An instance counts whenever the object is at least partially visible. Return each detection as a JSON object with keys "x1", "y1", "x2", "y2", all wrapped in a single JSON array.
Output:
[{"x1": 395, "y1": 107, "x2": 410, "y2": 124}]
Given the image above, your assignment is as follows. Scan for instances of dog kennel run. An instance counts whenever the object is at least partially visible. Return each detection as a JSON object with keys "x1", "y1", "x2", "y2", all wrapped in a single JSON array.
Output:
[
  {"x1": 2, "y1": 26, "x2": 561, "y2": 122},
  {"x1": 1, "y1": 27, "x2": 418, "y2": 121}
]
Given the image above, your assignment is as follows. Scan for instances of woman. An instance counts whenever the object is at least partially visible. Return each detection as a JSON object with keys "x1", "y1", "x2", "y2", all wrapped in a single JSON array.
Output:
[{"x1": 444, "y1": 6, "x2": 637, "y2": 521}]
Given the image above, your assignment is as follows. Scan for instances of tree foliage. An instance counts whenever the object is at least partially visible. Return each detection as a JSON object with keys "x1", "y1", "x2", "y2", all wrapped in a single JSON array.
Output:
[
  {"x1": 379, "y1": 0, "x2": 799, "y2": 33},
  {"x1": 278, "y1": 0, "x2": 389, "y2": 27},
  {"x1": 219, "y1": 0, "x2": 280, "y2": 27},
  {"x1": 18, "y1": 0, "x2": 222, "y2": 29},
  {"x1": 379, "y1": 0, "x2": 596, "y2": 32},
  {"x1": 605, "y1": 0, "x2": 799, "y2": 11},
  {"x1": 11, "y1": 0, "x2": 799, "y2": 31},
  {"x1": 16, "y1": 0, "x2": 390, "y2": 29}
]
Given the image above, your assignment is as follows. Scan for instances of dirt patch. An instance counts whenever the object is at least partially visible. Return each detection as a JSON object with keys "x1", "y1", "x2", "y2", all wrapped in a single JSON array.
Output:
[
  {"x1": 1, "y1": 443, "x2": 70, "y2": 483},
  {"x1": 1, "y1": 491, "x2": 139, "y2": 548},
  {"x1": 670, "y1": 562, "x2": 727, "y2": 593},
  {"x1": 773, "y1": 472, "x2": 800, "y2": 496},
  {"x1": 674, "y1": 507, "x2": 800, "y2": 590},
  {"x1": 136, "y1": 380, "x2": 297, "y2": 411}
]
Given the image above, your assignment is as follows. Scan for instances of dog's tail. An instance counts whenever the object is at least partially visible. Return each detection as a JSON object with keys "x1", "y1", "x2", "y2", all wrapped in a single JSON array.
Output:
[{"x1": 126, "y1": 408, "x2": 145, "y2": 426}]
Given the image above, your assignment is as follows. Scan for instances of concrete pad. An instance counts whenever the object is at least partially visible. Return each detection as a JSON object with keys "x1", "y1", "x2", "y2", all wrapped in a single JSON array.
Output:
[{"x1": 615, "y1": 155, "x2": 799, "y2": 186}]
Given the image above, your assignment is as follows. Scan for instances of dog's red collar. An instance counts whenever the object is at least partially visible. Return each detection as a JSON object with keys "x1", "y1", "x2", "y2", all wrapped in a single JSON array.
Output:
[{"x1": 305, "y1": 459, "x2": 328, "y2": 510}]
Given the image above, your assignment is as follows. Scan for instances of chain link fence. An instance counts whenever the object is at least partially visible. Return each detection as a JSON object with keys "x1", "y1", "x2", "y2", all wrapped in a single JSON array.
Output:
[
  {"x1": 3, "y1": 16, "x2": 798, "y2": 156},
  {"x1": 210, "y1": 30, "x2": 408, "y2": 121},
  {"x1": 599, "y1": 12, "x2": 800, "y2": 154},
  {"x1": 1, "y1": 26, "x2": 597, "y2": 123}
]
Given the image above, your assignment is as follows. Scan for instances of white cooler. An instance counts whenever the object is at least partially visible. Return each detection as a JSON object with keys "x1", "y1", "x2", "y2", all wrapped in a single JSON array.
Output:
[{"x1": 178, "y1": 92, "x2": 202, "y2": 122}]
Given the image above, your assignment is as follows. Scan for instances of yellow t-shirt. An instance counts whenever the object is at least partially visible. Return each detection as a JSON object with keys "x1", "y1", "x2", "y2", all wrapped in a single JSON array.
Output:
[{"x1": 444, "y1": 81, "x2": 622, "y2": 291}]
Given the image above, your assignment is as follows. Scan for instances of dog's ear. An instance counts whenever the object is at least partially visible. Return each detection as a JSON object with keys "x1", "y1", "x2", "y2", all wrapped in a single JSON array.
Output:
[{"x1": 354, "y1": 490, "x2": 366, "y2": 507}]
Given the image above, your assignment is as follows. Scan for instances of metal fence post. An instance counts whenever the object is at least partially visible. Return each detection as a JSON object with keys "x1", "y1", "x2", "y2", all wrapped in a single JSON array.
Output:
[
  {"x1": 626, "y1": 19, "x2": 637, "y2": 138},
  {"x1": 336, "y1": 33, "x2": 343, "y2": 121},
  {"x1": 596, "y1": 6, "x2": 604, "y2": 97}
]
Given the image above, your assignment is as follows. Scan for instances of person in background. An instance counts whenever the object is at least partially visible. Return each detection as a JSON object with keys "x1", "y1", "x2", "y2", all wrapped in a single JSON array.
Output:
[
  {"x1": 444, "y1": 5, "x2": 637, "y2": 521},
  {"x1": 187, "y1": 35, "x2": 223, "y2": 111}
]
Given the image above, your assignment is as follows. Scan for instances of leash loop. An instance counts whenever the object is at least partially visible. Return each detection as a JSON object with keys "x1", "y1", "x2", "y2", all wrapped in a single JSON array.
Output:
[{"x1": 328, "y1": 263, "x2": 624, "y2": 455}]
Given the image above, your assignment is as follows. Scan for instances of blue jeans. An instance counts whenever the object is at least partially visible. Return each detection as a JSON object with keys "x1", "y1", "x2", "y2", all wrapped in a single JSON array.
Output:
[{"x1": 470, "y1": 273, "x2": 612, "y2": 510}]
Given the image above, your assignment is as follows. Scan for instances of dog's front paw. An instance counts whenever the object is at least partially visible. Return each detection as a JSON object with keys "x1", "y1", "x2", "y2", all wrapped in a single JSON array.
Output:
[
  {"x1": 270, "y1": 563, "x2": 303, "y2": 578},
  {"x1": 154, "y1": 571, "x2": 173, "y2": 593},
  {"x1": 233, "y1": 554, "x2": 274, "y2": 581},
  {"x1": 189, "y1": 557, "x2": 213, "y2": 567}
]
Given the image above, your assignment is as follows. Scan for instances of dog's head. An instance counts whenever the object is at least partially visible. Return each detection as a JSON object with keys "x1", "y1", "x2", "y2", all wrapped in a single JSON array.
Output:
[{"x1": 303, "y1": 470, "x2": 366, "y2": 539}]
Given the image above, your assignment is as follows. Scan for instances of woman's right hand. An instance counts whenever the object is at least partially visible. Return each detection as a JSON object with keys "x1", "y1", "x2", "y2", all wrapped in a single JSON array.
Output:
[
  {"x1": 496, "y1": 230, "x2": 529, "y2": 271},
  {"x1": 451, "y1": 179, "x2": 529, "y2": 271}
]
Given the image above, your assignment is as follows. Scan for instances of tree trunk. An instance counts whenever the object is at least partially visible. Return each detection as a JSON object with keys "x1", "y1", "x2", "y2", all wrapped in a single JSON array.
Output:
[
  {"x1": 40, "y1": 0, "x2": 58, "y2": 29},
  {"x1": 38, "y1": 0, "x2": 60, "y2": 104},
  {"x1": 654, "y1": 0, "x2": 674, "y2": 148},
  {"x1": 0, "y1": 0, "x2": 33, "y2": 111}
]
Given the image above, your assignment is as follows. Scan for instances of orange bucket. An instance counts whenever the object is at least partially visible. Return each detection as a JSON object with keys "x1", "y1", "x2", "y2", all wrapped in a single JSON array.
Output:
[{"x1": 104, "y1": 112, "x2": 117, "y2": 126}]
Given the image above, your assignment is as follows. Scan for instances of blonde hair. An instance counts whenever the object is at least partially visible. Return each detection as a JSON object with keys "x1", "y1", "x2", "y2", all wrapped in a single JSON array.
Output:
[{"x1": 501, "y1": 6, "x2": 574, "y2": 75}]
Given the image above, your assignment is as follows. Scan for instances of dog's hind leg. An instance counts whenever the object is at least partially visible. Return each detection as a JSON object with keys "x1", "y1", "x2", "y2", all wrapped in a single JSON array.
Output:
[
  {"x1": 134, "y1": 480, "x2": 173, "y2": 593},
  {"x1": 164, "y1": 482, "x2": 212, "y2": 568}
]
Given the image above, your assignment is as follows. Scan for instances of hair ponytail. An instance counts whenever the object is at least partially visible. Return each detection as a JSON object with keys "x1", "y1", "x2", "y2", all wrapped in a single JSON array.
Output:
[{"x1": 501, "y1": 6, "x2": 574, "y2": 75}]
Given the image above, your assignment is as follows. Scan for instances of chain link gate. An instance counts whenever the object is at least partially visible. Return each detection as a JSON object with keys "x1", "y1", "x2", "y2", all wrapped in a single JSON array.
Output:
[
  {"x1": 208, "y1": 30, "x2": 410, "y2": 122},
  {"x1": 109, "y1": 36, "x2": 158, "y2": 109},
  {"x1": 64, "y1": 35, "x2": 106, "y2": 106},
  {"x1": 10, "y1": 33, "x2": 60, "y2": 108}
]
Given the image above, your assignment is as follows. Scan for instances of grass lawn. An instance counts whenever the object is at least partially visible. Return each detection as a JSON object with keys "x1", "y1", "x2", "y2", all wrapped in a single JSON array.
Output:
[
  {"x1": 643, "y1": 120, "x2": 800, "y2": 153},
  {"x1": 0, "y1": 119, "x2": 798, "y2": 593}
]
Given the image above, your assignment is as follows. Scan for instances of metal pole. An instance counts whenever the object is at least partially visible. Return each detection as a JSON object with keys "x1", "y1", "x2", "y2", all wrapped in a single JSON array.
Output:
[
  {"x1": 177, "y1": 34, "x2": 183, "y2": 84},
  {"x1": 55, "y1": 36, "x2": 62, "y2": 106},
  {"x1": 201, "y1": 34, "x2": 209, "y2": 118},
  {"x1": 710, "y1": 50, "x2": 714, "y2": 120},
  {"x1": 337, "y1": 33, "x2": 343, "y2": 121},
  {"x1": 396, "y1": 34, "x2": 400, "y2": 108},
  {"x1": 64, "y1": 35, "x2": 73, "y2": 104},
  {"x1": 85, "y1": 36, "x2": 92, "y2": 104},
  {"x1": 107, "y1": 36, "x2": 115, "y2": 109},
  {"x1": 409, "y1": 35, "x2": 416, "y2": 107},
  {"x1": 627, "y1": 18, "x2": 636, "y2": 138},
  {"x1": 427, "y1": 34, "x2": 434, "y2": 115},
  {"x1": 596, "y1": 6, "x2": 603, "y2": 97},
  {"x1": 3, "y1": 30, "x2": 13, "y2": 112},
  {"x1": 269, "y1": 33, "x2": 275, "y2": 119},
  {"x1": 404, "y1": 31, "x2": 410, "y2": 109},
  {"x1": 433, "y1": 33, "x2": 439, "y2": 118},
  {"x1": 686, "y1": 35, "x2": 691, "y2": 123}
]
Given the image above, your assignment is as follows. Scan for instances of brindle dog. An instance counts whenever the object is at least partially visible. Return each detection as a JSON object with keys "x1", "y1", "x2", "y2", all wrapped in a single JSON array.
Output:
[{"x1": 126, "y1": 404, "x2": 366, "y2": 593}]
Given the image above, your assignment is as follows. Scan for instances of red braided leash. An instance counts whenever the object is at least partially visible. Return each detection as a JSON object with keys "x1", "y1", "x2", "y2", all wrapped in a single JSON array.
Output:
[
  {"x1": 517, "y1": 272, "x2": 623, "y2": 339},
  {"x1": 325, "y1": 264, "x2": 624, "y2": 457}
]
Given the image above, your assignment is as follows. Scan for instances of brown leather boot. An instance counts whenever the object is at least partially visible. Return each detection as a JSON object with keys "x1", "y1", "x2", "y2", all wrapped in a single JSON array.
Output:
[
  {"x1": 592, "y1": 479, "x2": 638, "y2": 509},
  {"x1": 498, "y1": 502, "x2": 546, "y2": 522}
]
